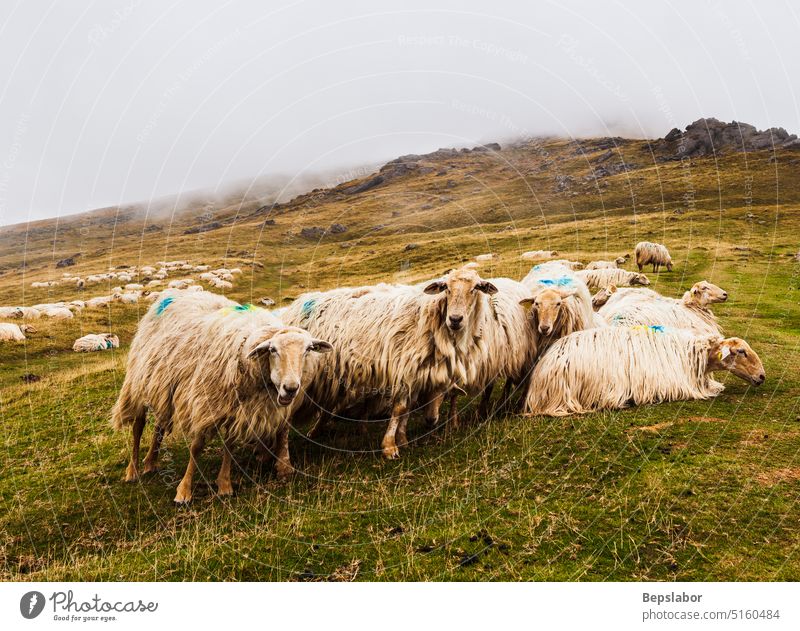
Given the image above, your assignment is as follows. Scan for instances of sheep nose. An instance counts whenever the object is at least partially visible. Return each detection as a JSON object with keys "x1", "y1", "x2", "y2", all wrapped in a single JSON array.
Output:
[
  {"x1": 539, "y1": 324, "x2": 552, "y2": 335},
  {"x1": 283, "y1": 384, "x2": 299, "y2": 395},
  {"x1": 722, "y1": 292, "x2": 728, "y2": 299},
  {"x1": 756, "y1": 373, "x2": 766, "y2": 384},
  {"x1": 448, "y1": 315, "x2": 463, "y2": 328}
]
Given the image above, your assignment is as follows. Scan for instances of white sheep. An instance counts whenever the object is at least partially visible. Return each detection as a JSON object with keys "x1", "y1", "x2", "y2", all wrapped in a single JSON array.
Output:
[
  {"x1": 475, "y1": 253, "x2": 498, "y2": 262},
  {"x1": 73, "y1": 333, "x2": 120, "y2": 352},
  {"x1": 521, "y1": 250, "x2": 558, "y2": 261},
  {"x1": 600, "y1": 281, "x2": 728, "y2": 336},
  {"x1": 86, "y1": 295, "x2": 114, "y2": 309},
  {"x1": 40, "y1": 306, "x2": 73, "y2": 319},
  {"x1": 111, "y1": 290, "x2": 332, "y2": 503},
  {"x1": 585, "y1": 257, "x2": 626, "y2": 270},
  {"x1": 167, "y1": 279, "x2": 194, "y2": 290},
  {"x1": 635, "y1": 241, "x2": 673, "y2": 272},
  {"x1": 525, "y1": 327, "x2": 765, "y2": 416},
  {"x1": 124, "y1": 283, "x2": 144, "y2": 291},
  {"x1": 575, "y1": 268, "x2": 650, "y2": 290},
  {"x1": 0, "y1": 323, "x2": 35, "y2": 341}
]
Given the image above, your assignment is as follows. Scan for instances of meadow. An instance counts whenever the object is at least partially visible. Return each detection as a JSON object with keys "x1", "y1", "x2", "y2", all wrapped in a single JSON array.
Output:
[{"x1": 1, "y1": 137, "x2": 799, "y2": 580}]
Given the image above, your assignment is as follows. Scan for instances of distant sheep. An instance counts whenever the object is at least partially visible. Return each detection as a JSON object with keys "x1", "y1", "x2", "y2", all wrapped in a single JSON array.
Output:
[
  {"x1": 521, "y1": 250, "x2": 558, "y2": 261},
  {"x1": 549, "y1": 259, "x2": 584, "y2": 270},
  {"x1": 635, "y1": 241, "x2": 673, "y2": 272},
  {"x1": 525, "y1": 327, "x2": 765, "y2": 416},
  {"x1": 31, "y1": 281, "x2": 57, "y2": 288},
  {"x1": 0, "y1": 307, "x2": 23, "y2": 318},
  {"x1": 73, "y1": 333, "x2": 119, "y2": 352},
  {"x1": 112, "y1": 290, "x2": 332, "y2": 503},
  {"x1": 124, "y1": 283, "x2": 144, "y2": 291},
  {"x1": 600, "y1": 281, "x2": 728, "y2": 336},
  {"x1": 585, "y1": 257, "x2": 626, "y2": 270},
  {"x1": 575, "y1": 268, "x2": 650, "y2": 290},
  {"x1": 40, "y1": 306, "x2": 73, "y2": 319},
  {"x1": 86, "y1": 295, "x2": 114, "y2": 309},
  {"x1": 167, "y1": 279, "x2": 194, "y2": 290},
  {"x1": 475, "y1": 253, "x2": 498, "y2": 262},
  {"x1": 0, "y1": 323, "x2": 35, "y2": 341}
]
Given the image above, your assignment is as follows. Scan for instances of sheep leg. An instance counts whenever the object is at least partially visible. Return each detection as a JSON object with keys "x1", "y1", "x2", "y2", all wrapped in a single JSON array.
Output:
[
  {"x1": 396, "y1": 414, "x2": 409, "y2": 448},
  {"x1": 275, "y1": 422, "x2": 295, "y2": 480},
  {"x1": 306, "y1": 411, "x2": 330, "y2": 439},
  {"x1": 216, "y1": 433, "x2": 234, "y2": 497},
  {"x1": 124, "y1": 411, "x2": 147, "y2": 482},
  {"x1": 423, "y1": 393, "x2": 444, "y2": 427},
  {"x1": 381, "y1": 402, "x2": 407, "y2": 459},
  {"x1": 174, "y1": 434, "x2": 206, "y2": 504},
  {"x1": 448, "y1": 392, "x2": 460, "y2": 429},
  {"x1": 477, "y1": 382, "x2": 495, "y2": 419},
  {"x1": 637, "y1": 263, "x2": 643, "y2": 272},
  {"x1": 142, "y1": 424, "x2": 165, "y2": 474}
]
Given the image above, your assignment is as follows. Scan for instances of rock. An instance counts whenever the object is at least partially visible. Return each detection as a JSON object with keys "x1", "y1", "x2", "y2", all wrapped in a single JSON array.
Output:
[
  {"x1": 20, "y1": 373, "x2": 41, "y2": 383},
  {"x1": 328, "y1": 223, "x2": 348, "y2": 234},
  {"x1": 555, "y1": 175, "x2": 574, "y2": 191},
  {"x1": 391, "y1": 211, "x2": 401, "y2": 217},
  {"x1": 143, "y1": 224, "x2": 162, "y2": 232},
  {"x1": 184, "y1": 221, "x2": 222, "y2": 235},
  {"x1": 664, "y1": 128, "x2": 683, "y2": 142},
  {"x1": 403, "y1": 243, "x2": 419, "y2": 252},
  {"x1": 300, "y1": 226, "x2": 327, "y2": 239},
  {"x1": 343, "y1": 175, "x2": 385, "y2": 195},
  {"x1": 263, "y1": 219, "x2": 276, "y2": 226},
  {"x1": 56, "y1": 254, "x2": 80, "y2": 268},
  {"x1": 661, "y1": 118, "x2": 800, "y2": 158}
]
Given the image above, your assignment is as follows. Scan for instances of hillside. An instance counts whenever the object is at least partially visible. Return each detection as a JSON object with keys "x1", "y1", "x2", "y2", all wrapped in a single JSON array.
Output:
[{"x1": 1, "y1": 119, "x2": 800, "y2": 581}]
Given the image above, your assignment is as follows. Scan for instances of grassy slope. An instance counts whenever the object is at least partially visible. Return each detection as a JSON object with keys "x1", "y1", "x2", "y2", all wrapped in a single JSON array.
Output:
[{"x1": 1, "y1": 138, "x2": 799, "y2": 581}]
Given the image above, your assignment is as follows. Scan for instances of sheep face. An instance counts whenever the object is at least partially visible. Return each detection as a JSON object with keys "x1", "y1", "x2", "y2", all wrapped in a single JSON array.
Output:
[
  {"x1": 249, "y1": 329, "x2": 333, "y2": 406},
  {"x1": 21, "y1": 324, "x2": 36, "y2": 335},
  {"x1": 520, "y1": 287, "x2": 575, "y2": 336},
  {"x1": 615, "y1": 257, "x2": 626, "y2": 265},
  {"x1": 424, "y1": 268, "x2": 497, "y2": 332},
  {"x1": 632, "y1": 274, "x2": 650, "y2": 286},
  {"x1": 709, "y1": 338, "x2": 765, "y2": 386},
  {"x1": 666, "y1": 260, "x2": 674, "y2": 271},
  {"x1": 591, "y1": 285, "x2": 617, "y2": 310},
  {"x1": 691, "y1": 281, "x2": 727, "y2": 306}
]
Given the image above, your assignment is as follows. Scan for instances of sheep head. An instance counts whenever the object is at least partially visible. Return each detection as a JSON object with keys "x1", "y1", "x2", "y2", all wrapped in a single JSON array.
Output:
[
  {"x1": 615, "y1": 256, "x2": 626, "y2": 265},
  {"x1": 632, "y1": 274, "x2": 650, "y2": 286},
  {"x1": 591, "y1": 284, "x2": 617, "y2": 310},
  {"x1": 520, "y1": 286, "x2": 577, "y2": 336},
  {"x1": 707, "y1": 337, "x2": 765, "y2": 386},
  {"x1": 423, "y1": 267, "x2": 497, "y2": 333},
  {"x1": 689, "y1": 281, "x2": 727, "y2": 307},
  {"x1": 20, "y1": 324, "x2": 36, "y2": 335},
  {"x1": 248, "y1": 327, "x2": 333, "y2": 406}
]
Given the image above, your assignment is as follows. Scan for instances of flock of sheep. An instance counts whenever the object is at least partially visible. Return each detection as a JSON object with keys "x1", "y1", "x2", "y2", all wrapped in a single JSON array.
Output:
[
  {"x1": 0, "y1": 259, "x2": 243, "y2": 346},
  {"x1": 110, "y1": 240, "x2": 766, "y2": 504}
]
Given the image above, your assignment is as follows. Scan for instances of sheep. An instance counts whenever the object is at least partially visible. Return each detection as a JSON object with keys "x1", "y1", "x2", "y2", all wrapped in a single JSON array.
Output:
[
  {"x1": 86, "y1": 295, "x2": 114, "y2": 309},
  {"x1": 0, "y1": 307, "x2": 23, "y2": 318},
  {"x1": 549, "y1": 259, "x2": 584, "y2": 270},
  {"x1": 124, "y1": 283, "x2": 144, "y2": 291},
  {"x1": 146, "y1": 279, "x2": 162, "y2": 288},
  {"x1": 116, "y1": 292, "x2": 140, "y2": 305},
  {"x1": 144, "y1": 291, "x2": 161, "y2": 302},
  {"x1": 211, "y1": 278, "x2": 233, "y2": 290},
  {"x1": 111, "y1": 290, "x2": 332, "y2": 503},
  {"x1": 40, "y1": 306, "x2": 73, "y2": 319},
  {"x1": 31, "y1": 281, "x2": 57, "y2": 288},
  {"x1": 521, "y1": 250, "x2": 558, "y2": 261},
  {"x1": 168, "y1": 279, "x2": 194, "y2": 290},
  {"x1": 575, "y1": 268, "x2": 650, "y2": 290},
  {"x1": 219, "y1": 273, "x2": 234, "y2": 282},
  {"x1": 475, "y1": 253, "x2": 498, "y2": 262},
  {"x1": 635, "y1": 241, "x2": 673, "y2": 272},
  {"x1": 585, "y1": 257, "x2": 626, "y2": 270},
  {"x1": 230, "y1": 267, "x2": 242, "y2": 275},
  {"x1": 117, "y1": 273, "x2": 133, "y2": 283},
  {"x1": 591, "y1": 285, "x2": 617, "y2": 311},
  {"x1": 185, "y1": 285, "x2": 204, "y2": 293},
  {"x1": 67, "y1": 301, "x2": 86, "y2": 312},
  {"x1": 140, "y1": 266, "x2": 156, "y2": 275},
  {"x1": 194, "y1": 265, "x2": 210, "y2": 272},
  {"x1": 17, "y1": 307, "x2": 41, "y2": 320},
  {"x1": 0, "y1": 323, "x2": 35, "y2": 341},
  {"x1": 73, "y1": 333, "x2": 119, "y2": 352},
  {"x1": 199, "y1": 272, "x2": 216, "y2": 282},
  {"x1": 524, "y1": 327, "x2": 765, "y2": 416},
  {"x1": 600, "y1": 280, "x2": 728, "y2": 336},
  {"x1": 283, "y1": 265, "x2": 499, "y2": 458}
]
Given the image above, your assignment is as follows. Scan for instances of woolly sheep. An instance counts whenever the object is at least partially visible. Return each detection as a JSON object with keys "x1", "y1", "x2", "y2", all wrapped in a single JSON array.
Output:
[
  {"x1": 73, "y1": 333, "x2": 119, "y2": 352},
  {"x1": 635, "y1": 241, "x2": 673, "y2": 273},
  {"x1": 591, "y1": 285, "x2": 617, "y2": 311},
  {"x1": 211, "y1": 278, "x2": 233, "y2": 290},
  {"x1": 283, "y1": 266, "x2": 499, "y2": 458},
  {"x1": 475, "y1": 253, "x2": 498, "y2": 262},
  {"x1": 525, "y1": 327, "x2": 765, "y2": 416},
  {"x1": 168, "y1": 279, "x2": 194, "y2": 290},
  {"x1": 111, "y1": 290, "x2": 332, "y2": 503},
  {"x1": 116, "y1": 292, "x2": 140, "y2": 305},
  {"x1": 549, "y1": 259, "x2": 584, "y2": 270},
  {"x1": 86, "y1": 295, "x2": 114, "y2": 309},
  {"x1": 0, "y1": 323, "x2": 35, "y2": 341},
  {"x1": 31, "y1": 281, "x2": 57, "y2": 288},
  {"x1": 0, "y1": 307, "x2": 23, "y2": 318},
  {"x1": 40, "y1": 306, "x2": 73, "y2": 319},
  {"x1": 124, "y1": 283, "x2": 144, "y2": 291},
  {"x1": 585, "y1": 257, "x2": 626, "y2": 270},
  {"x1": 600, "y1": 281, "x2": 728, "y2": 336},
  {"x1": 230, "y1": 267, "x2": 242, "y2": 275},
  {"x1": 521, "y1": 250, "x2": 558, "y2": 261},
  {"x1": 575, "y1": 268, "x2": 650, "y2": 290}
]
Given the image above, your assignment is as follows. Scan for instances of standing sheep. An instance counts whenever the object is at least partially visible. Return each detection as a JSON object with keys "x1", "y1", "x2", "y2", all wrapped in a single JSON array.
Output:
[
  {"x1": 635, "y1": 241, "x2": 673, "y2": 272},
  {"x1": 575, "y1": 268, "x2": 650, "y2": 290},
  {"x1": 111, "y1": 290, "x2": 332, "y2": 503},
  {"x1": 524, "y1": 327, "x2": 764, "y2": 416}
]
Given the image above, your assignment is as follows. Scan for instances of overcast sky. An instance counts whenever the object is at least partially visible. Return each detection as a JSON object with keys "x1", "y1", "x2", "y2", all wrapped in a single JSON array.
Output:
[{"x1": 0, "y1": 0, "x2": 798, "y2": 225}]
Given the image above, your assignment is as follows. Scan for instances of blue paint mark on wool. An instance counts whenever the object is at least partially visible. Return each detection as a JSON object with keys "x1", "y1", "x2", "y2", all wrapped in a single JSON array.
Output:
[
  {"x1": 301, "y1": 299, "x2": 316, "y2": 317},
  {"x1": 537, "y1": 276, "x2": 573, "y2": 287},
  {"x1": 155, "y1": 296, "x2": 174, "y2": 315}
]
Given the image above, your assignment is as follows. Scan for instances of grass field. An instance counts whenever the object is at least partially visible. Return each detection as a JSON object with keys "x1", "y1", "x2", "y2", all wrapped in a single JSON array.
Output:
[{"x1": 1, "y1": 137, "x2": 799, "y2": 581}]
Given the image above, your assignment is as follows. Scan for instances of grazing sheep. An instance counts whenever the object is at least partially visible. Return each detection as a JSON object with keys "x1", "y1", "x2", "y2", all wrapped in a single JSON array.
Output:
[
  {"x1": 575, "y1": 268, "x2": 650, "y2": 290},
  {"x1": 0, "y1": 323, "x2": 35, "y2": 341},
  {"x1": 73, "y1": 333, "x2": 119, "y2": 352},
  {"x1": 193, "y1": 265, "x2": 210, "y2": 272},
  {"x1": 585, "y1": 257, "x2": 626, "y2": 270},
  {"x1": 600, "y1": 280, "x2": 728, "y2": 336},
  {"x1": 146, "y1": 279, "x2": 162, "y2": 288},
  {"x1": 68, "y1": 300, "x2": 86, "y2": 312},
  {"x1": 521, "y1": 250, "x2": 558, "y2": 261},
  {"x1": 591, "y1": 285, "x2": 617, "y2": 311},
  {"x1": 17, "y1": 307, "x2": 41, "y2": 319},
  {"x1": 635, "y1": 241, "x2": 673, "y2": 272},
  {"x1": 211, "y1": 278, "x2": 233, "y2": 290},
  {"x1": 524, "y1": 327, "x2": 765, "y2": 416},
  {"x1": 111, "y1": 290, "x2": 332, "y2": 503},
  {"x1": 283, "y1": 265, "x2": 499, "y2": 458}
]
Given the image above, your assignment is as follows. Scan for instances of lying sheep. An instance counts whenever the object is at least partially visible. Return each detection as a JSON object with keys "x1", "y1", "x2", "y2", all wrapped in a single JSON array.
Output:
[
  {"x1": 111, "y1": 290, "x2": 332, "y2": 503},
  {"x1": 475, "y1": 253, "x2": 498, "y2": 262},
  {"x1": 521, "y1": 250, "x2": 558, "y2": 261},
  {"x1": 0, "y1": 307, "x2": 23, "y2": 318},
  {"x1": 635, "y1": 241, "x2": 673, "y2": 272},
  {"x1": 86, "y1": 295, "x2": 114, "y2": 309},
  {"x1": 124, "y1": 283, "x2": 144, "y2": 291},
  {"x1": 585, "y1": 257, "x2": 626, "y2": 270},
  {"x1": 40, "y1": 306, "x2": 73, "y2": 319},
  {"x1": 167, "y1": 279, "x2": 194, "y2": 290},
  {"x1": 524, "y1": 327, "x2": 765, "y2": 416},
  {"x1": 73, "y1": 333, "x2": 119, "y2": 352},
  {"x1": 600, "y1": 281, "x2": 728, "y2": 336},
  {"x1": 283, "y1": 265, "x2": 499, "y2": 458},
  {"x1": 591, "y1": 285, "x2": 617, "y2": 311},
  {"x1": 549, "y1": 259, "x2": 584, "y2": 270},
  {"x1": 0, "y1": 323, "x2": 35, "y2": 341},
  {"x1": 575, "y1": 268, "x2": 650, "y2": 290},
  {"x1": 115, "y1": 292, "x2": 140, "y2": 305}
]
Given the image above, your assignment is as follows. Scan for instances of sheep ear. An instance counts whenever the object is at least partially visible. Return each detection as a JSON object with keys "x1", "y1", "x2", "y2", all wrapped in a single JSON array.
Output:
[
  {"x1": 720, "y1": 345, "x2": 731, "y2": 361},
  {"x1": 309, "y1": 339, "x2": 333, "y2": 353},
  {"x1": 519, "y1": 297, "x2": 536, "y2": 312},
  {"x1": 609, "y1": 284, "x2": 617, "y2": 293},
  {"x1": 424, "y1": 281, "x2": 446, "y2": 294},
  {"x1": 476, "y1": 281, "x2": 498, "y2": 295},
  {"x1": 248, "y1": 339, "x2": 274, "y2": 358}
]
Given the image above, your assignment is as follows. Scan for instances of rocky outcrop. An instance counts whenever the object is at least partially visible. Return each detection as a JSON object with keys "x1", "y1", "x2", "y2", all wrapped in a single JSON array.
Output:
[{"x1": 658, "y1": 118, "x2": 800, "y2": 158}]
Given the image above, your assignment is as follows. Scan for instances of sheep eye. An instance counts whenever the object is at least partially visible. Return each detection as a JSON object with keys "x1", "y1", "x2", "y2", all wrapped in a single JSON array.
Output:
[{"x1": 738, "y1": 349, "x2": 747, "y2": 357}]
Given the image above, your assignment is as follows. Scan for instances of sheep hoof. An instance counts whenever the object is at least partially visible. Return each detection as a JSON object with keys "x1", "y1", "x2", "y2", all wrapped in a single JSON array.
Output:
[
  {"x1": 217, "y1": 482, "x2": 234, "y2": 497},
  {"x1": 275, "y1": 462, "x2": 295, "y2": 480},
  {"x1": 396, "y1": 432, "x2": 408, "y2": 448},
  {"x1": 382, "y1": 446, "x2": 400, "y2": 459},
  {"x1": 123, "y1": 465, "x2": 139, "y2": 482},
  {"x1": 174, "y1": 487, "x2": 192, "y2": 504},
  {"x1": 142, "y1": 462, "x2": 159, "y2": 475}
]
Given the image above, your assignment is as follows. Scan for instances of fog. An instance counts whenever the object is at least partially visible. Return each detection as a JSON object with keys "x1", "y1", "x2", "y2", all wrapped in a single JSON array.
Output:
[{"x1": 0, "y1": 0, "x2": 798, "y2": 225}]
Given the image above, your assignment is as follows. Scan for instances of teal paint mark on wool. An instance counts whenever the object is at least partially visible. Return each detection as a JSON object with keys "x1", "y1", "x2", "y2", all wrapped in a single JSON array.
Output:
[
  {"x1": 155, "y1": 297, "x2": 174, "y2": 315},
  {"x1": 301, "y1": 299, "x2": 316, "y2": 317}
]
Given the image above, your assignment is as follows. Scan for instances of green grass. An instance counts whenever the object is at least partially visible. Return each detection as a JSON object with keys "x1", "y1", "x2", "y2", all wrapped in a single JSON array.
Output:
[{"x1": 1, "y1": 138, "x2": 800, "y2": 580}]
